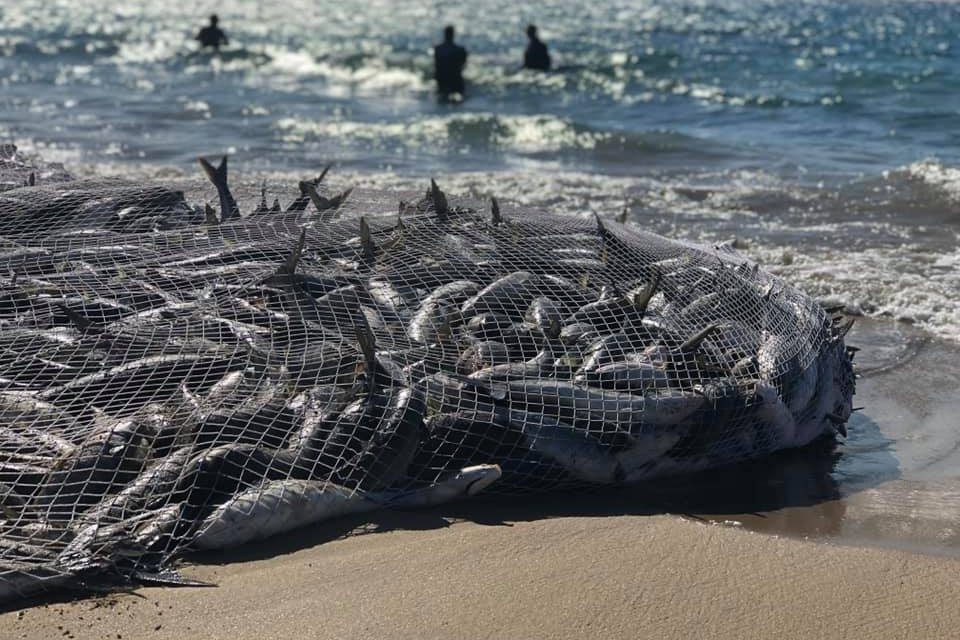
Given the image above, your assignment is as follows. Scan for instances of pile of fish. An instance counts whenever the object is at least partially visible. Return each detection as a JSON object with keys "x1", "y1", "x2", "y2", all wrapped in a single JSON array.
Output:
[{"x1": 0, "y1": 145, "x2": 855, "y2": 603}]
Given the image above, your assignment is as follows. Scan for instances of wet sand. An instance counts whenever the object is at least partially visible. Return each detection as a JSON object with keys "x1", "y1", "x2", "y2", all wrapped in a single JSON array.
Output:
[
  {"x1": 2, "y1": 512, "x2": 959, "y2": 640},
  {"x1": 678, "y1": 319, "x2": 960, "y2": 555}
]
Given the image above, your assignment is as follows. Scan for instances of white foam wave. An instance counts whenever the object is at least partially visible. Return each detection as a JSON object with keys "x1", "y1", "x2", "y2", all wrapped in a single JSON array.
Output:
[
  {"x1": 755, "y1": 243, "x2": 960, "y2": 341},
  {"x1": 904, "y1": 159, "x2": 960, "y2": 201},
  {"x1": 262, "y1": 48, "x2": 329, "y2": 78},
  {"x1": 108, "y1": 20, "x2": 192, "y2": 67},
  {"x1": 275, "y1": 113, "x2": 608, "y2": 153}
]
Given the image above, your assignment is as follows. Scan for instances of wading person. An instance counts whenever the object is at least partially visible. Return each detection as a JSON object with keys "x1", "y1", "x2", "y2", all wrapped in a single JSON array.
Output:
[
  {"x1": 196, "y1": 14, "x2": 229, "y2": 51},
  {"x1": 523, "y1": 24, "x2": 550, "y2": 71},
  {"x1": 434, "y1": 25, "x2": 468, "y2": 99}
]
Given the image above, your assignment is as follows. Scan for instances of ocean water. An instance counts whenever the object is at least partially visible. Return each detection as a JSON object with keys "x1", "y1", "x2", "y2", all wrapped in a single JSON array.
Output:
[
  {"x1": 2, "y1": 0, "x2": 957, "y2": 340},
  {"x1": 2, "y1": 0, "x2": 960, "y2": 554}
]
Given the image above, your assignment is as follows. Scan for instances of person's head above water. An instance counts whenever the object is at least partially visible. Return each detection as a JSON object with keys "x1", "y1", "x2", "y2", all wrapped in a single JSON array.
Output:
[
  {"x1": 210, "y1": 14, "x2": 219, "y2": 26},
  {"x1": 527, "y1": 24, "x2": 538, "y2": 39},
  {"x1": 444, "y1": 25, "x2": 455, "y2": 42}
]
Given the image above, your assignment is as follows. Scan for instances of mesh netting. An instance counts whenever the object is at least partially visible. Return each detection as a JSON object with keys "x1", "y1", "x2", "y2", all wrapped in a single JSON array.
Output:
[{"x1": 0, "y1": 145, "x2": 855, "y2": 603}]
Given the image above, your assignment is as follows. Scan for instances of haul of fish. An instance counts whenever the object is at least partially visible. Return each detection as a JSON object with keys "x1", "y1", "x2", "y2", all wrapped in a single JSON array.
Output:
[{"x1": 0, "y1": 145, "x2": 855, "y2": 604}]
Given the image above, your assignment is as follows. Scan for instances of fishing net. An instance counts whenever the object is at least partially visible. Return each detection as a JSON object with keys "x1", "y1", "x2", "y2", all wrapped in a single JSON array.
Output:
[{"x1": 0, "y1": 145, "x2": 856, "y2": 603}]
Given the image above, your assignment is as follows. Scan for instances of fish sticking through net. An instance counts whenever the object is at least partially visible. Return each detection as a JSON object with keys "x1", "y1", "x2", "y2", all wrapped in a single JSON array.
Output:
[{"x1": 0, "y1": 148, "x2": 856, "y2": 603}]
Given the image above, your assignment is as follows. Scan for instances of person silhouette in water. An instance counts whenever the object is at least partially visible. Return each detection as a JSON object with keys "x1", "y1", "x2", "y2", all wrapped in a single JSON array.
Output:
[
  {"x1": 196, "y1": 14, "x2": 229, "y2": 51},
  {"x1": 523, "y1": 24, "x2": 551, "y2": 71},
  {"x1": 434, "y1": 25, "x2": 468, "y2": 98}
]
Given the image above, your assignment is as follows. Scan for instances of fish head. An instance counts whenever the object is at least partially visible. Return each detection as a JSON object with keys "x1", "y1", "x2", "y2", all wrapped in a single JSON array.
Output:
[{"x1": 458, "y1": 464, "x2": 502, "y2": 496}]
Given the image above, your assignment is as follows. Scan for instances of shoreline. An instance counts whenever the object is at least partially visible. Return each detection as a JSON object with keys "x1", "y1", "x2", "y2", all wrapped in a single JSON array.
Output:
[
  {"x1": 2, "y1": 512, "x2": 958, "y2": 639},
  {"x1": 0, "y1": 160, "x2": 957, "y2": 635}
]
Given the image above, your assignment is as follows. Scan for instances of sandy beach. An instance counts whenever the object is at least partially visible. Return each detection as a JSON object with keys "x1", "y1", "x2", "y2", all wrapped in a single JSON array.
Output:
[{"x1": 2, "y1": 510, "x2": 958, "y2": 640}]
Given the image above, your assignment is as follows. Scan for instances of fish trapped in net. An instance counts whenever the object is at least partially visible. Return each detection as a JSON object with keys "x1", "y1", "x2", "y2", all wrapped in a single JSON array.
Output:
[{"x1": 0, "y1": 151, "x2": 855, "y2": 604}]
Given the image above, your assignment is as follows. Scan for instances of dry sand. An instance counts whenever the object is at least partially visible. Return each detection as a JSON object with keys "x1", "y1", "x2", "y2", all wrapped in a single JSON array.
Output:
[{"x1": 2, "y1": 508, "x2": 958, "y2": 640}]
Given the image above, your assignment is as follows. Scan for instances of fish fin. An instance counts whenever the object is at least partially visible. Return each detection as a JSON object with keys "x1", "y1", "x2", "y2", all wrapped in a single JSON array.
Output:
[
  {"x1": 285, "y1": 180, "x2": 314, "y2": 212},
  {"x1": 316, "y1": 163, "x2": 332, "y2": 184},
  {"x1": 359, "y1": 217, "x2": 376, "y2": 263},
  {"x1": 304, "y1": 183, "x2": 328, "y2": 212},
  {"x1": 197, "y1": 155, "x2": 240, "y2": 220},
  {"x1": 306, "y1": 184, "x2": 352, "y2": 218},
  {"x1": 617, "y1": 207, "x2": 628, "y2": 224},
  {"x1": 329, "y1": 187, "x2": 353, "y2": 213},
  {"x1": 197, "y1": 155, "x2": 224, "y2": 183},
  {"x1": 27, "y1": 172, "x2": 35, "y2": 187},
  {"x1": 594, "y1": 212, "x2": 606, "y2": 235},
  {"x1": 680, "y1": 324, "x2": 719, "y2": 353},
  {"x1": 271, "y1": 198, "x2": 282, "y2": 213},
  {"x1": 430, "y1": 179, "x2": 449, "y2": 221},
  {"x1": 283, "y1": 227, "x2": 307, "y2": 277},
  {"x1": 253, "y1": 183, "x2": 268, "y2": 214},
  {"x1": 631, "y1": 271, "x2": 661, "y2": 316},
  {"x1": 355, "y1": 318, "x2": 378, "y2": 388},
  {"x1": 490, "y1": 196, "x2": 502, "y2": 225}
]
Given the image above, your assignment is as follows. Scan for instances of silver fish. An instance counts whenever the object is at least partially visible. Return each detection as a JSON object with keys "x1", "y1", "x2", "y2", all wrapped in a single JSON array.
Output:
[{"x1": 192, "y1": 464, "x2": 500, "y2": 550}]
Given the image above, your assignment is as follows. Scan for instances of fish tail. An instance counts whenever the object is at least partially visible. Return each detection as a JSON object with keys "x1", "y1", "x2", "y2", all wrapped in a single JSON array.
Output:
[{"x1": 197, "y1": 155, "x2": 240, "y2": 220}]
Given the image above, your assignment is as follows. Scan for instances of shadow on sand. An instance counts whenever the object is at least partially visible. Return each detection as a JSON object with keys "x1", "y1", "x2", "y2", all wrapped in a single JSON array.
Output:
[
  {"x1": 7, "y1": 414, "x2": 896, "y2": 612},
  {"x1": 194, "y1": 414, "x2": 897, "y2": 568}
]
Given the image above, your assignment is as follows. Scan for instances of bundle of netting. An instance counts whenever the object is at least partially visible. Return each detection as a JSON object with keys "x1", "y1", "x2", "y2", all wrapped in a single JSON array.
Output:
[{"x1": 0, "y1": 146, "x2": 855, "y2": 603}]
